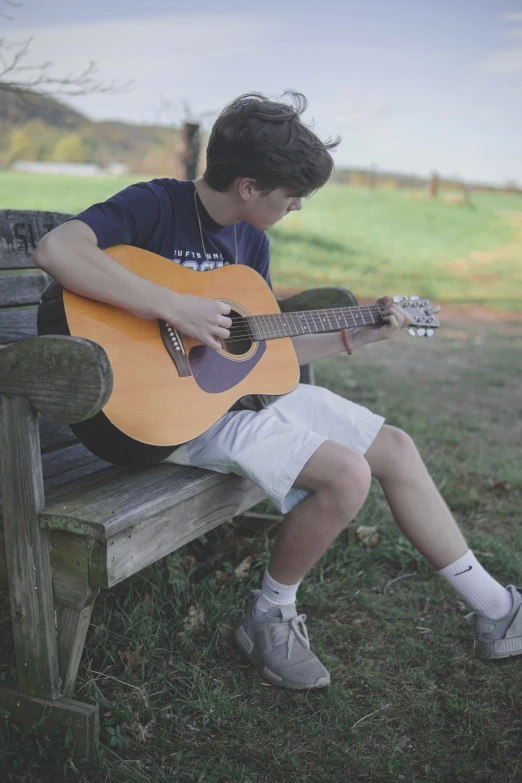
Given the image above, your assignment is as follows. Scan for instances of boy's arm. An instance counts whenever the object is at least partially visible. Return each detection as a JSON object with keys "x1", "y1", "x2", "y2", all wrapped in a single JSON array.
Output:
[{"x1": 34, "y1": 220, "x2": 232, "y2": 350}]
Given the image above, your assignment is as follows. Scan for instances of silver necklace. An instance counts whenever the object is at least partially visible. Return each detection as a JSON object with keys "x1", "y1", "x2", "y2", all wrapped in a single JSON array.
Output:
[{"x1": 193, "y1": 187, "x2": 238, "y2": 264}]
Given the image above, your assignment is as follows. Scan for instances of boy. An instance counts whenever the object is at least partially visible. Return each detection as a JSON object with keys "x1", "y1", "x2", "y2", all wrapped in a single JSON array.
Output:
[{"x1": 34, "y1": 91, "x2": 522, "y2": 690}]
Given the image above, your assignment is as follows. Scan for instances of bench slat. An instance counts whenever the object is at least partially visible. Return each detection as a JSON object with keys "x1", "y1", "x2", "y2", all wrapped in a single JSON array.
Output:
[
  {"x1": 0, "y1": 272, "x2": 51, "y2": 306},
  {"x1": 40, "y1": 463, "x2": 233, "y2": 538},
  {"x1": 0, "y1": 305, "x2": 37, "y2": 342},
  {"x1": 94, "y1": 474, "x2": 266, "y2": 587},
  {"x1": 0, "y1": 210, "x2": 72, "y2": 269},
  {"x1": 42, "y1": 442, "x2": 111, "y2": 480},
  {"x1": 39, "y1": 418, "x2": 77, "y2": 452}
]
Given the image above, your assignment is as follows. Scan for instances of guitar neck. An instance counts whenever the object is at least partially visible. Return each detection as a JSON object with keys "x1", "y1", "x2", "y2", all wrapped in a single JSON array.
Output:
[{"x1": 247, "y1": 305, "x2": 386, "y2": 340}]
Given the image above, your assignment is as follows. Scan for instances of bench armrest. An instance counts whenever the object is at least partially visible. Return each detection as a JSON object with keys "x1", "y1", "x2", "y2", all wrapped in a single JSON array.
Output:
[
  {"x1": 278, "y1": 286, "x2": 358, "y2": 313},
  {"x1": 0, "y1": 335, "x2": 113, "y2": 423},
  {"x1": 277, "y1": 286, "x2": 358, "y2": 385}
]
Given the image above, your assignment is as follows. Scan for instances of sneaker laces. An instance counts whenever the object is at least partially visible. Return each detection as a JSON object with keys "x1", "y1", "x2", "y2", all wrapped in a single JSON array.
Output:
[{"x1": 270, "y1": 614, "x2": 310, "y2": 658}]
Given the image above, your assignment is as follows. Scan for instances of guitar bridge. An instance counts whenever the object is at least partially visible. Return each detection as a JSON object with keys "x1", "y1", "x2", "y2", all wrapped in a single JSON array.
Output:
[{"x1": 159, "y1": 320, "x2": 192, "y2": 377}]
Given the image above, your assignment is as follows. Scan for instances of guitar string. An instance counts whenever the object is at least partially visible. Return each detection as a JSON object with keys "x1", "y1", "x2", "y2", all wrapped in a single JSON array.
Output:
[
  {"x1": 212, "y1": 306, "x2": 394, "y2": 343},
  {"x1": 219, "y1": 306, "x2": 398, "y2": 341},
  {"x1": 218, "y1": 306, "x2": 433, "y2": 343}
]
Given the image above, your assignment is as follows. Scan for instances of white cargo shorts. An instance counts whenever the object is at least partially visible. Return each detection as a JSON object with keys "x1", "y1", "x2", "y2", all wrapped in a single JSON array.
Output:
[{"x1": 164, "y1": 384, "x2": 384, "y2": 514}]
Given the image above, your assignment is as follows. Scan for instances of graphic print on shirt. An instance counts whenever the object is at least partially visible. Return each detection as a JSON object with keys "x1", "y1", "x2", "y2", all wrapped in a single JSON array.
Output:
[{"x1": 172, "y1": 248, "x2": 231, "y2": 272}]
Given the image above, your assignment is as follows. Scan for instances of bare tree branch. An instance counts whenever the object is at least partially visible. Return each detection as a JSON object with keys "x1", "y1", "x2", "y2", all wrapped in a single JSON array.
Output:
[{"x1": 0, "y1": 2, "x2": 132, "y2": 97}]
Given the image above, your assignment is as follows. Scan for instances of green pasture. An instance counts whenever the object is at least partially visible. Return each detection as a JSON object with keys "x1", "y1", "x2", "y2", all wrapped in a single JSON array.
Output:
[
  {"x1": 2, "y1": 323, "x2": 521, "y2": 782},
  {"x1": 1, "y1": 171, "x2": 522, "y2": 310},
  {"x1": 1, "y1": 171, "x2": 522, "y2": 779}
]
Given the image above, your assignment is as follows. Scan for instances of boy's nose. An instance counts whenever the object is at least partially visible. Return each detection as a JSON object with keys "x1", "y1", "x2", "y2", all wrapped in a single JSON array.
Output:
[{"x1": 289, "y1": 198, "x2": 302, "y2": 212}]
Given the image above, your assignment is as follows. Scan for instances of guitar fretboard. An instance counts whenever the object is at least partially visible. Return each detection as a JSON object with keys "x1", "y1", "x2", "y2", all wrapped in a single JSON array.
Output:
[{"x1": 247, "y1": 306, "x2": 386, "y2": 340}]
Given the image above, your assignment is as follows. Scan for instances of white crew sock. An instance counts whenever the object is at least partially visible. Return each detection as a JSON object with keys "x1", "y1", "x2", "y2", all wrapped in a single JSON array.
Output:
[
  {"x1": 439, "y1": 550, "x2": 513, "y2": 619},
  {"x1": 252, "y1": 570, "x2": 301, "y2": 618}
]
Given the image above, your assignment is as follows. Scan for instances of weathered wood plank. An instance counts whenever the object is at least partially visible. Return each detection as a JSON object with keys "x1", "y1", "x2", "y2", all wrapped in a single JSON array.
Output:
[
  {"x1": 0, "y1": 305, "x2": 37, "y2": 342},
  {"x1": 278, "y1": 286, "x2": 358, "y2": 312},
  {"x1": 0, "y1": 335, "x2": 113, "y2": 423},
  {"x1": 0, "y1": 210, "x2": 72, "y2": 269},
  {"x1": 43, "y1": 457, "x2": 116, "y2": 491},
  {"x1": 0, "y1": 394, "x2": 60, "y2": 699},
  {"x1": 40, "y1": 463, "x2": 249, "y2": 538},
  {"x1": 42, "y1": 442, "x2": 110, "y2": 480},
  {"x1": 1, "y1": 528, "x2": 98, "y2": 608},
  {"x1": 39, "y1": 417, "x2": 77, "y2": 452},
  {"x1": 91, "y1": 475, "x2": 266, "y2": 587},
  {"x1": 56, "y1": 603, "x2": 96, "y2": 697},
  {"x1": 0, "y1": 686, "x2": 99, "y2": 758},
  {"x1": 0, "y1": 272, "x2": 51, "y2": 306},
  {"x1": 0, "y1": 443, "x2": 112, "y2": 517},
  {"x1": 50, "y1": 532, "x2": 99, "y2": 609}
]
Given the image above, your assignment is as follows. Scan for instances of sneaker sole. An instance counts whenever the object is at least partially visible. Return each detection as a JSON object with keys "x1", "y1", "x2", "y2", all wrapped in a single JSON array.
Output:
[
  {"x1": 234, "y1": 627, "x2": 330, "y2": 690},
  {"x1": 475, "y1": 636, "x2": 522, "y2": 659}
]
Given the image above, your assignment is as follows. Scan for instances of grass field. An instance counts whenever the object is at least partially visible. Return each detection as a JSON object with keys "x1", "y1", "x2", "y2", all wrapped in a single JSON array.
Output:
[
  {"x1": 1, "y1": 172, "x2": 522, "y2": 781},
  {"x1": 1, "y1": 171, "x2": 522, "y2": 310},
  {"x1": 1, "y1": 323, "x2": 521, "y2": 782}
]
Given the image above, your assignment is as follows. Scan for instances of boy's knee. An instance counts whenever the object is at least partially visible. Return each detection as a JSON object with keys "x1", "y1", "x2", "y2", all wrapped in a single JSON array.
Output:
[
  {"x1": 323, "y1": 449, "x2": 371, "y2": 512},
  {"x1": 384, "y1": 425, "x2": 418, "y2": 457}
]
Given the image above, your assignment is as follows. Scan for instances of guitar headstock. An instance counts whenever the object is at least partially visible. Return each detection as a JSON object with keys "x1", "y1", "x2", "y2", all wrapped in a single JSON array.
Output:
[{"x1": 392, "y1": 295, "x2": 441, "y2": 337}]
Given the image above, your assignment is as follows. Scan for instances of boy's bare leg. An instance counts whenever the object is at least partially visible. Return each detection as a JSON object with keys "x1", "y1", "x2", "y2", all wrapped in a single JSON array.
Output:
[
  {"x1": 267, "y1": 440, "x2": 371, "y2": 584},
  {"x1": 364, "y1": 425, "x2": 468, "y2": 569},
  {"x1": 267, "y1": 423, "x2": 468, "y2": 584},
  {"x1": 242, "y1": 426, "x2": 519, "y2": 687}
]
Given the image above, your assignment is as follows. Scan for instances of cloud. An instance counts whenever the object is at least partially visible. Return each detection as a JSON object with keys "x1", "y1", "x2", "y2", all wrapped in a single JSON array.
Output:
[
  {"x1": 332, "y1": 94, "x2": 393, "y2": 128},
  {"x1": 481, "y1": 13, "x2": 522, "y2": 74}
]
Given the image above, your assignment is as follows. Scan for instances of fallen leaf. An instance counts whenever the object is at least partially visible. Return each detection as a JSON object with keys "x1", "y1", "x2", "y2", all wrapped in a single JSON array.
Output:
[
  {"x1": 183, "y1": 605, "x2": 205, "y2": 628},
  {"x1": 354, "y1": 526, "x2": 381, "y2": 548},
  {"x1": 128, "y1": 720, "x2": 155, "y2": 744},
  {"x1": 119, "y1": 644, "x2": 144, "y2": 673},
  {"x1": 215, "y1": 570, "x2": 230, "y2": 583},
  {"x1": 487, "y1": 480, "x2": 511, "y2": 493},
  {"x1": 234, "y1": 555, "x2": 253, "y2": 579},
  {"x1": 184, "y1": 555, "x2": 197, "y2": 571},
  {"x1": 218, "y1": 623, "x2": 234, "y2": 640}
]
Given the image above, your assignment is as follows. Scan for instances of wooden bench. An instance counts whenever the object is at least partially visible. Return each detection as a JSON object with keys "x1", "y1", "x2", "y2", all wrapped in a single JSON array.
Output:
[{"x1": 0, "y1": 208, "x2": 356, "y2": 756}]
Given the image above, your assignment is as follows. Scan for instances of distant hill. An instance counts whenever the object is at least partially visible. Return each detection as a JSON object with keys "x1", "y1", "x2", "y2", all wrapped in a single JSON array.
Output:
[
  {"x1": 0, "y1": 88, "x2": 185, "y2": 175},
  {"x1": 0, "y1": 89, "x2": 88, "y2": 128}
]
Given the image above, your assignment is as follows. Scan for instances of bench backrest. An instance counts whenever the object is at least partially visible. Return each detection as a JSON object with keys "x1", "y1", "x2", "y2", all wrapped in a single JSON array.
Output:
[{"x1": 0, "y1": 210, "x2": 72, "y2": 346}]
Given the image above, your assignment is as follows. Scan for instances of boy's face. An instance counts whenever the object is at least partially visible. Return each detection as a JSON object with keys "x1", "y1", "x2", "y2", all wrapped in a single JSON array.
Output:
[{"x1": 242, "y1": 185, "x2": 302, "y2": 230}]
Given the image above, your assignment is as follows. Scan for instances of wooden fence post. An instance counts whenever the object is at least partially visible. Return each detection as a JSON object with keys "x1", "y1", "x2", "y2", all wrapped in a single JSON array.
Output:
[{"x1": 182, "y1": 122, "x2": 200, "y2": 180}]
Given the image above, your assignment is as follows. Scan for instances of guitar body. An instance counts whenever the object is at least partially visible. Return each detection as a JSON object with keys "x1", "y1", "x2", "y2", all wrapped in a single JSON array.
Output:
[{"x1": 38, "y1": 246, "x2": 299, "y2": 467}]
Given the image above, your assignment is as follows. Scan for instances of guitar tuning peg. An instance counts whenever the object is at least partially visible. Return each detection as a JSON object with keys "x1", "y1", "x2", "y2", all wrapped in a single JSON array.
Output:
[
  {"x1": 426, "y1": 328, "x2": 434, "y2": 337},
  {"x1": 408, "y1": 328, "x2": 417, "y2": 337},
  {"x1": 393, "y1": 295, "x2": 404, "y2": 303},
  {"x1": 410, "y1": 295, "x2": 420, "y2": 301},
  {"x1": 417, "y1": 328, "x2": 426, "y2": 337}
]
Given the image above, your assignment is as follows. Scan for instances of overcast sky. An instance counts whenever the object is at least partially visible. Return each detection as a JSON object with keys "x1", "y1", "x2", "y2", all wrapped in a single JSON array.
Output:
[{"x1": 5, "y1": 0, "x2": 522, "y2": 185}]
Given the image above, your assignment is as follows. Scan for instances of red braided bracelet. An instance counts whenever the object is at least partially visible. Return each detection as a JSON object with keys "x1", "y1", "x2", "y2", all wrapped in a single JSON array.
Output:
[{"x1": 341, "y1": 329, "x2": 353, "y2": 355}]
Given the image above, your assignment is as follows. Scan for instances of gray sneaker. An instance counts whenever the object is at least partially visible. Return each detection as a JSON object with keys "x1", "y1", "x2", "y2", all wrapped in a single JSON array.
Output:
[
  {"x1": 234, "y1": 591, "x2": 331, "y2": 689},
  {"x1": 468, "y1": 585, "x2": 522, "y2": 659}
]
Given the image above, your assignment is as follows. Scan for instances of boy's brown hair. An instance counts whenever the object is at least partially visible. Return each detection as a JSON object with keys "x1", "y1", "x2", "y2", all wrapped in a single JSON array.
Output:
[{"x1": 204, "y1": 91, "x2": 340, "y2": 196}]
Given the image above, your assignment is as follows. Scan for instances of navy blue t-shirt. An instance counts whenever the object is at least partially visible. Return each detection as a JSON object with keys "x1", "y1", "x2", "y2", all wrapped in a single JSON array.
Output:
[
  {"x1": 75, "y1": 177, "x2": 276, "y2": 413},
  {"x1": 74, "y1": 178, "x2": 271, "y2": 286}
]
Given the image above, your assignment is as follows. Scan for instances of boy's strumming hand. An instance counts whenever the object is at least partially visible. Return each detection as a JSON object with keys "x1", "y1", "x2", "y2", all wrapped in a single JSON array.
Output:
[
  {"x1": 350, "y1": 295, "x2": 414, "y2": 349},
  {"x1": 165, "y1": 293, "x2": 232, "y2": 351}
]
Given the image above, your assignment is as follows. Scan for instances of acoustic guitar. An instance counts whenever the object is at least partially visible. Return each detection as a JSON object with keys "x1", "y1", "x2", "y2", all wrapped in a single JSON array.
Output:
[{"x1": 37, "y1": 245, "x2": 441, "y2": 467}]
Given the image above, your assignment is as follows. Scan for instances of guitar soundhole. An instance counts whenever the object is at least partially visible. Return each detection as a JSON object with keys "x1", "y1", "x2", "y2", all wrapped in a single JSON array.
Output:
[{"x1": 221, "y1": 310, "x2": 253, "y2": 356}]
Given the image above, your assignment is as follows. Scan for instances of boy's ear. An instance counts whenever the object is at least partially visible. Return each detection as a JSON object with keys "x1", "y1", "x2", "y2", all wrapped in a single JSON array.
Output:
[{"x1": 237, "y1": 177, "x2": 258, "y2": 201}]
